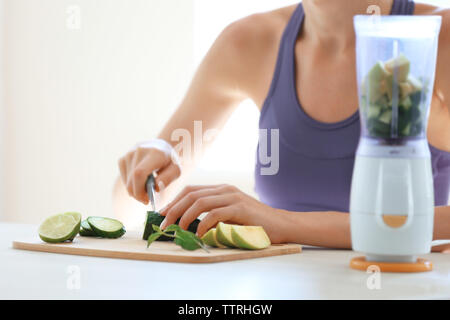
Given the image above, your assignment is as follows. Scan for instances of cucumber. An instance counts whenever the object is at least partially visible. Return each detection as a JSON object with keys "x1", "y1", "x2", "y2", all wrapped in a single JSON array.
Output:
[
  {"x1": 79, "y1": 219, "x2": 97, "y2": 237},
  {"x1": 142, "y1": 211, "x2": 200, "y2": 241},
  {"x1": 87, "y1": 217, "x2": 126, "y2": 239},
  {"x1": 79, "y1": 227, "x2": 97, "y2": 237}
]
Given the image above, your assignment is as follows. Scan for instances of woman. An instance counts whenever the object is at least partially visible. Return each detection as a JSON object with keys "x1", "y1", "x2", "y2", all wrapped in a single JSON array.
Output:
[{"x1": 118, "y1": 0, "x2": 450, "y2": 249}]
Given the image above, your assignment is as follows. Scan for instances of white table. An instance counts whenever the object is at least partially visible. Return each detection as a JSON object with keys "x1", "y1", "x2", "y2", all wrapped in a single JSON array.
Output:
[{"x1": 1, "y1": 223, "x2": 449, "y2": 300}]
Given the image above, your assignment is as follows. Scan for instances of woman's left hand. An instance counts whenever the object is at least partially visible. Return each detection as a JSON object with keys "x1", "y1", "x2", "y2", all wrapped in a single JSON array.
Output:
[{"x1": 159, "y1": 184, "x2": 288, "y2": 244}]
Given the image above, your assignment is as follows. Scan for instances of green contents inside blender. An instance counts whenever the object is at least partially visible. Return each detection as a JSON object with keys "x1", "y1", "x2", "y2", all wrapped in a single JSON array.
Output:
[{"x1": 361, "y1": 54, "x2": 425, "y2": 139}]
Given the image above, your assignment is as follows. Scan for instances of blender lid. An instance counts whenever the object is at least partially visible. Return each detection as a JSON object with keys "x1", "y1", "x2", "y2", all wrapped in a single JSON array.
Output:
[{"x1": 354, "y1": 15, "x2": 442, "y2": 38}]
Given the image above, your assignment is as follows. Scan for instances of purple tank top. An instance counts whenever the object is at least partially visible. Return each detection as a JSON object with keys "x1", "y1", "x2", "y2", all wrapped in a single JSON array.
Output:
[{"x1": 255, "y1": 0, "x2": 450, "y2": 212}]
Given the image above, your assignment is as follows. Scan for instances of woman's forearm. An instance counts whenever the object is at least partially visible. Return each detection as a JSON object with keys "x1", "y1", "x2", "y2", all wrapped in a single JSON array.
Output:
[
  {"x1": 279, "y1": 210, "x2": 351, "y2": 249},
  {"x1": 279, "y1": 206, "x2": 450, "y2": 250},
  {"x1": 434, "y1": 206, "x2": 450, "y2": 240}
]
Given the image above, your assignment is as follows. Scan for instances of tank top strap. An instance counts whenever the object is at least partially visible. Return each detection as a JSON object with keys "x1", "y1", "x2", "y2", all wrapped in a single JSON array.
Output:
[
  {"x1": 392, "y1": 0, "x2": 415, "y2": 15},
  {"x1": 262, "y1": 4, "x2": 304, "y2": 109}
]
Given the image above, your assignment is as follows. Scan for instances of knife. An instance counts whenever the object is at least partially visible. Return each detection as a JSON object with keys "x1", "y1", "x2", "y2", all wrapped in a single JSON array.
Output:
[{"x1": 145, "y1": 174, "x2": 157, "y2": 212}]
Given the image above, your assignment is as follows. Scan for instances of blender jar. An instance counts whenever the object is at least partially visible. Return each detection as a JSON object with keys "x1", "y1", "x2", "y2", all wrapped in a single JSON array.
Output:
[{"x1": 355, "y1": 15, "x2": 442, "y2": 145}]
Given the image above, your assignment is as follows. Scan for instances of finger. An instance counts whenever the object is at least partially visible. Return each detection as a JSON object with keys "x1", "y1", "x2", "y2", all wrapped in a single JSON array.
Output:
[
  {"x1": 160, "y1": 187, "x2": 225, "y2": 229},
  {"x1": 160, "y1": 184, "x2": 226, "y2": 216},
  {"x1": 154, "y1": 163, "x2": 181, "y2": 192},
  {"x1": 196, "y1": 206, "x2": 236, "y2": 237},
  {"x1": 118, "y1": 157, "x2": 127, "y2": 186},
  {"x1": 131, "y1": 154, "x2": 167, "y2": 204},
  {"x1": 124, "y1": 152, "x2": 136, "y2": 196},
  {"x1": 178, "y1": 194, "x2": 235, "y2": 230}
]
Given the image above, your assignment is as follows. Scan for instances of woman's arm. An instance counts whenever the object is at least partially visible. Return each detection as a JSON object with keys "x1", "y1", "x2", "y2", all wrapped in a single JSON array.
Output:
[
  {"x1": 115, "y1": 17, "x2": 271, "y2": 207},
  {"x1": 160, "y1": 184, "x2": 450, "y2": 250},
  {"x1": 116, "y1": 14, "x2": 283, "y2": 205},
  {"x1": 432, "y1": 206, "x2": 450, "y2": 252},
  {"x1": 278, "y1": 210, "x2": 351, "y2": 249},
  {"x1": 283, "y1": 207, "x2": 450, "y2": 251}
]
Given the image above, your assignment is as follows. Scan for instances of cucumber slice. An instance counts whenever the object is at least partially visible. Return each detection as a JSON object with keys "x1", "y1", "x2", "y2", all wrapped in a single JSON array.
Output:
[
  {"x1": 79, "y1": 219, "x2": 97, "y2": 237},
  {"x1": 79, "y1": 228, "x2": 97, "y2": 237},
  {"x1": 81, "y1": 219, "x2": 92, "y2": 231},
  {"x1": 39, "y1": 213, "x2": 81, "y2": 243},
  {"x1": 87, "y1": 217, "x2": 126, "y2": 239}
]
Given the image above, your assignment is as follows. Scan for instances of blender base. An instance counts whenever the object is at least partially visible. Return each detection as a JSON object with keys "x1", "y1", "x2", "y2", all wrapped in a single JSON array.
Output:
[{"x1": 350, "y1": 256, "x2": 433, "y2": 273}]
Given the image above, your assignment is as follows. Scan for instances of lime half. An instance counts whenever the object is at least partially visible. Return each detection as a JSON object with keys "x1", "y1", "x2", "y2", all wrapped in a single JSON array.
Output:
[
  {"x1": 39, "y1": 213, "x2": 81, "y2": 243},
  {"x1": 64, "y1": 212, "x2": 81, "y2": 224}
]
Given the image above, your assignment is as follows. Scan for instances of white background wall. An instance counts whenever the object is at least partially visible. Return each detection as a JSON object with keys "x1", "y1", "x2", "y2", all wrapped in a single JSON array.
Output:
[
  {"x1": 1, "y1": 0, "x2": 195, "y2": 224},
  {"x1": 0, "y1": 0, "x2": 4, "y2": 221},
  {"x1": 0, "y1": 0, "x2": 448, "y2": 225}
]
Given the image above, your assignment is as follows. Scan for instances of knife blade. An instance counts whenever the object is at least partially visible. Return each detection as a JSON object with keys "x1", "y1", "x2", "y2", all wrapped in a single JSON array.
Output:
[{"x1": 145, "y1": 174, "x2": 157, "y2": 212}]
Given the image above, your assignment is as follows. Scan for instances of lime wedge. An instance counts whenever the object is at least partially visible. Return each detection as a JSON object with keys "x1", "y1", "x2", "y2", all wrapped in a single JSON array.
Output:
[{"x1": 39, "y1": 213, "x2": 81, "y2": 243}]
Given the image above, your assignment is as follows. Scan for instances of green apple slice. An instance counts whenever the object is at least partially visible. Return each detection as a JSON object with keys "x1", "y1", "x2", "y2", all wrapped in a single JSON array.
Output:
[
  {"x1": 384, "y1": 54, "x2": 410, "y2": 82},
  {"x1": 39, "y1": 213, "x2": 81, "y2": 243},
  {"x1": 231, "y1": 225, "x2": 271, "y2": 250},
  {"x1": 216, "y1": 222, "x2": 237, "y2": 248},
  {"x1": 201, "y1": 228, "x2": 226, "y2": 248}
]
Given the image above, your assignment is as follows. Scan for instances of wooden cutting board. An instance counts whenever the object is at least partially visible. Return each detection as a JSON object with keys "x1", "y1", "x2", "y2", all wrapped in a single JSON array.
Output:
[{"x1": 12, "y1": 231, "x2": 302, "y2": 263}]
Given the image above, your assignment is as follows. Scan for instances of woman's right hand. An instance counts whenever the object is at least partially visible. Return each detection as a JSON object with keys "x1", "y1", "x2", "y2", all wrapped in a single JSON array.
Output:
[{"x1": 118, "y1": 140, "x2": 181, "y2": 204}]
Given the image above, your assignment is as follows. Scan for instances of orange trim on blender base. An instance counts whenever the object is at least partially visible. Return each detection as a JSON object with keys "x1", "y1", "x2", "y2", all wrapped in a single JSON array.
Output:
[
  {"x1": 350, "y1": 256, "x2": 433, "y2": 273},
  {"x1": 382, "y1": 215, "x2": 408, "y2": 228}
]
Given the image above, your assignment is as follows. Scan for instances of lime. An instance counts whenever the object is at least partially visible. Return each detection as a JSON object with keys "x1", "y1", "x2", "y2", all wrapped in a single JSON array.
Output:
[
  {"x1": 64, "y1": 212, "x2": 81, "y2": 223},
  {"x1": 38, "y1": 213, "x2": 81, "y2": 243}
]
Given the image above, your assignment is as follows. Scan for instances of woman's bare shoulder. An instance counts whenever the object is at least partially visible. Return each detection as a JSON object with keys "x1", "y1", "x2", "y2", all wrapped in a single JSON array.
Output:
[
  {"x1": 414, "y1": 2, "x2": 450, "y2": 27},
  {"x1": 212, "y1": 4, "x2": 298, "y2": 103},
  {"x1": 219, "y1": 5, "x2": 296, "y2": 54},
  {"x1": 415, "y1": 3, "x2": 450, "y2": 76}
]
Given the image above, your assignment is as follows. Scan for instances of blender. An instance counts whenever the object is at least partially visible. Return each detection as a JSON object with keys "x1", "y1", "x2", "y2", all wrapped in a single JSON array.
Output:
[{"x1": 350, "y1": 15, "x2": 442, "y2": 272}]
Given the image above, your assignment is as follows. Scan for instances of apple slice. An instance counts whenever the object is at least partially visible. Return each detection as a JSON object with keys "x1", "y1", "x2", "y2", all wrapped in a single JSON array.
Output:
[
  {"x1": 201, "y1": 228, "x2": 226, "y2": 248},
  {"x1": 216, "y1": 222, "x2": 237, "y2": 248},
  {"x1": 231, "y1": 225, "x2": 271, "y2": 250}
]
